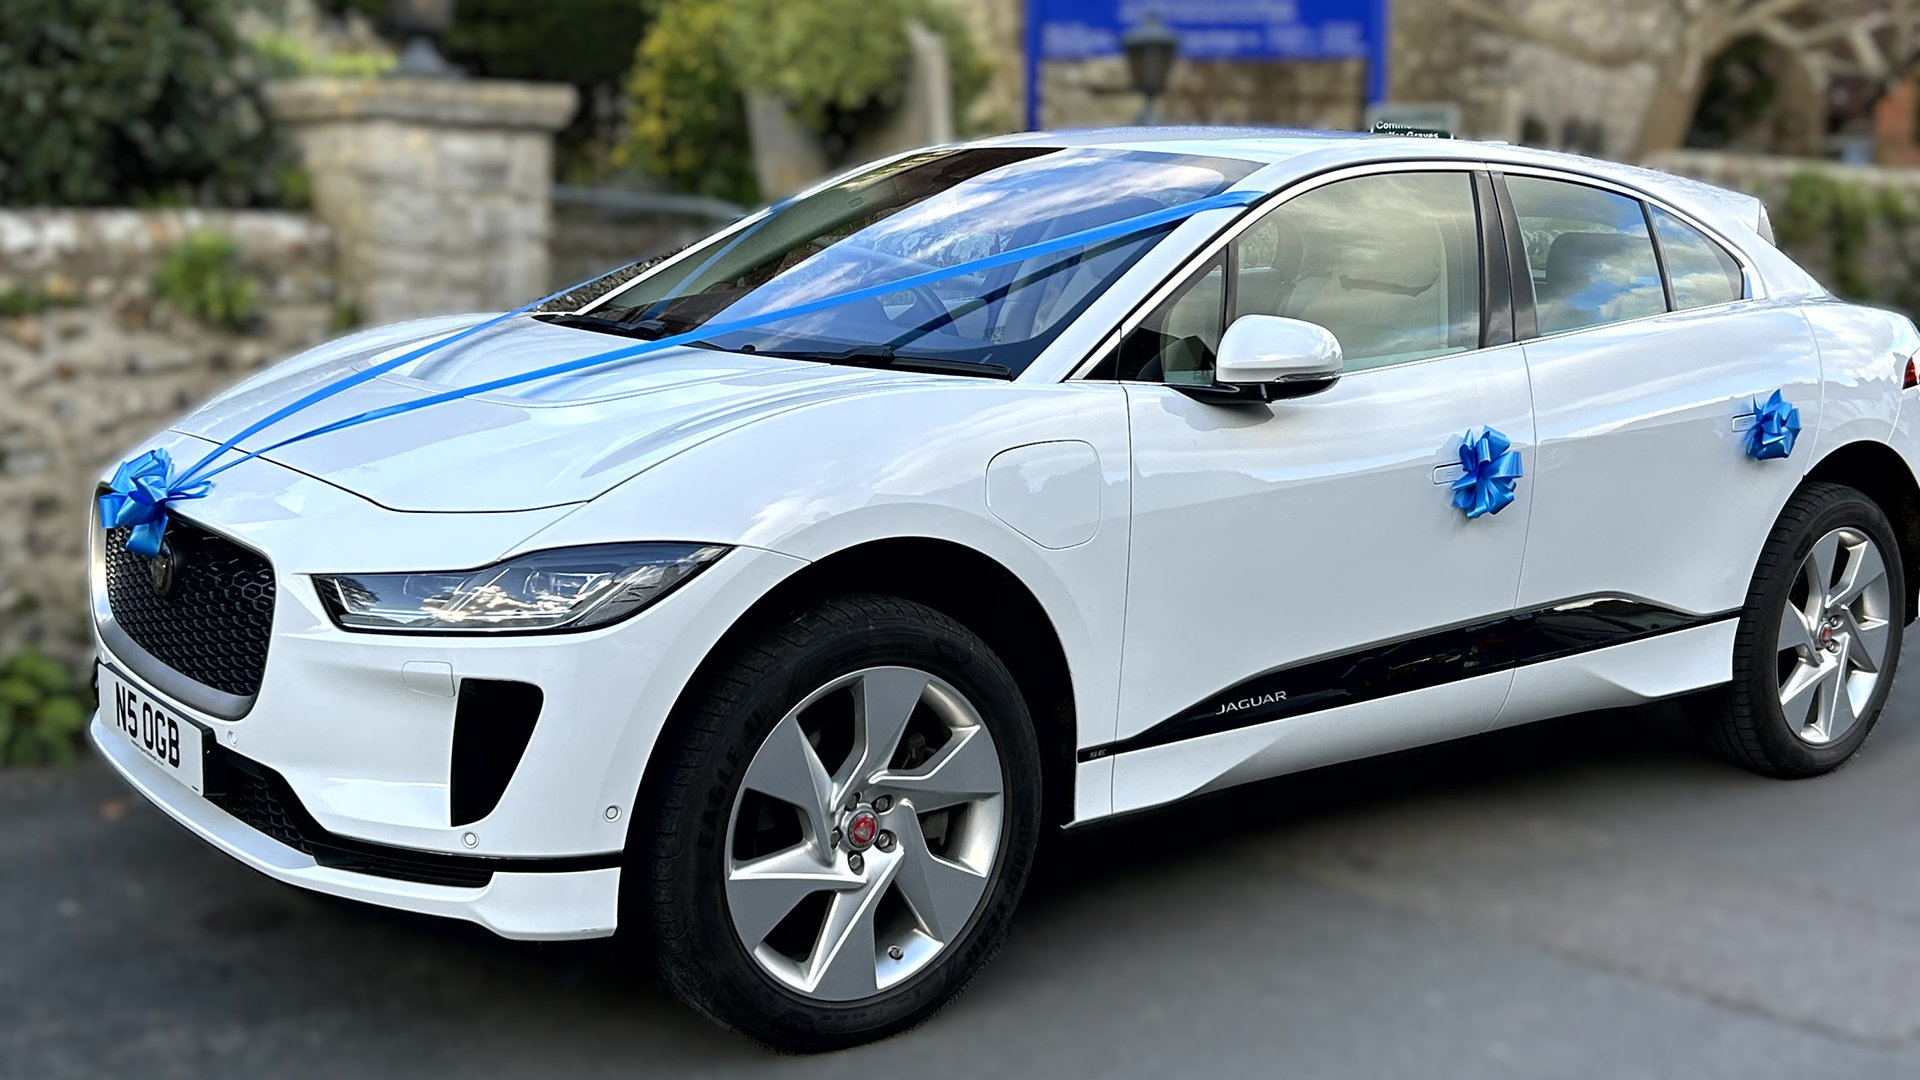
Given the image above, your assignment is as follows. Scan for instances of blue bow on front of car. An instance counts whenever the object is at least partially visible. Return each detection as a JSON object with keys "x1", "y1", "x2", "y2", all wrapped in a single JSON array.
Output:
[
  {"x1": 1745, "y1": 389, "x2": 1801, "y2": 461},
  {"x1": 1451, "y1": 427, "x2": 1524, "y2": 520},
  {"x1": 98, "y1": 447, "x2": 210, "y2": 559}
]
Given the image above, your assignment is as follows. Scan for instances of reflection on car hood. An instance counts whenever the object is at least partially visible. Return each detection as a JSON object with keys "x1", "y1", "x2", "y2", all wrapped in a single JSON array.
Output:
[{"x1": 171, "y1": 313, "x2": 924, "y2": 512}]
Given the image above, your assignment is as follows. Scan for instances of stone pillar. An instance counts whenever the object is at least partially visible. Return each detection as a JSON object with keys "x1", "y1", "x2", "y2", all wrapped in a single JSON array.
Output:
[{"x1": 265, "y1": 77, "x2": 577, "y2": 325}]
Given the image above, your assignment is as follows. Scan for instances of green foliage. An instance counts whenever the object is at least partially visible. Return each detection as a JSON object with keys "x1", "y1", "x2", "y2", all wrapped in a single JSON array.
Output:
[
  {"x1": 249, "y1": 30, "x2": 395, "y2": 78},
  {"x1": 624, "y1": 0, "x2": 990, "y2": 204},
  {"x1": 1775, "y1": 170, "x2": 1920, "y2": 317},
  {"x1": 1780, "y1": 171, "x2": 1879, "y2": 302},
  {"x1": 621, "y1": 0, "x2": 756, "y2": 204},
  {"x1": 0, "y1": 647, "x2": 90, "y2": 767},
  {"x1": 0, "y1": 0, "x2": 289, "y2": 207},
  {"x1": 0, "y1": 289, "x2": 80, "y2": 319},
  {"x1": 154, "y1": 230, "x2": 258, "y2": 329}
]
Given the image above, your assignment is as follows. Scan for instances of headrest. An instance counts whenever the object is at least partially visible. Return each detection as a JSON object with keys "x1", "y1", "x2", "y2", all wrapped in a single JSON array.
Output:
[{"x1": 1543, "y1": 231, "x2": 1640, "y2": 295}]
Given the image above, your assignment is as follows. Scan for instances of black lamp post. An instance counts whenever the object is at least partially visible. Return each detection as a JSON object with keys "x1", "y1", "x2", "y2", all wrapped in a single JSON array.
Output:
[
  {"x1": 390, "y1": 0, "x2": 460, "y2": 78},
  {"x1": 1122, "y1": 14, "x2": 1180, "y2": 125}
]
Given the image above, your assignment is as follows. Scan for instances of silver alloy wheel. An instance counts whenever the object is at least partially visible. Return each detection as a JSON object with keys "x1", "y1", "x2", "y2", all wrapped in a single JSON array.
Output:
[
  {"x1": 724, "y1": 666, "x2": 1005, "y2": 1001},
  {"x1": 1777, "y1": 527, "x2": 1894, "y2": 746}
]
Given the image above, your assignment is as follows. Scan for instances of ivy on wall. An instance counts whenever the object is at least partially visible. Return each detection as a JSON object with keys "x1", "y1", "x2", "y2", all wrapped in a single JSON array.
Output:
[{"x1": 1775, "y1": 170, "x2": 1920, "y2": 318}]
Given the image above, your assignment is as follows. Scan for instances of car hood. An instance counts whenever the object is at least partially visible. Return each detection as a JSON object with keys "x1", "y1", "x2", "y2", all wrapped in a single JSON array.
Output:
[{"x1": 172, "y1": 313, "x2": 923, "y2": 512}]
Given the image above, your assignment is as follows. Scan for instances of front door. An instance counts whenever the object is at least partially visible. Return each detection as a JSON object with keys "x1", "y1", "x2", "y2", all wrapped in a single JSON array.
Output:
[{"x1": 1104, "y1": 168, "x2": 1536, "y2": 812}]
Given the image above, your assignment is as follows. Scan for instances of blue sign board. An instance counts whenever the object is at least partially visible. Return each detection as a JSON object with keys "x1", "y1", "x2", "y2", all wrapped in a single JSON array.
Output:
[{"x1": 1024, "y1": 0, "x2": 1391, "y2": 129}]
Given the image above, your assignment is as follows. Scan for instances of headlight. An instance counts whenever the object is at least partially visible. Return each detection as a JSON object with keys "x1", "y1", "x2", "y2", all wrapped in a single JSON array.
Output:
[{"x1": 315, "y1": 543, "x2": 728, "y2": 633}]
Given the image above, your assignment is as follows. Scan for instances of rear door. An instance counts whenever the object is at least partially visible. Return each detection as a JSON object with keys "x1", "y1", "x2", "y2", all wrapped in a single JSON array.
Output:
[{"x1": 1502, "y1": 170, "x2": 1821, "y2": 629}]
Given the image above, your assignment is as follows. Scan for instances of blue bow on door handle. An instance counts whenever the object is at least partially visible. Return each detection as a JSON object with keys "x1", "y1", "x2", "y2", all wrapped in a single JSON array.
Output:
[
  {"x1": 1743, "y1": 390, "x2": 1801, "y2": 461},
  {"x1": 1452, "y1": 427, "x2": 1524, "y2": 520}
]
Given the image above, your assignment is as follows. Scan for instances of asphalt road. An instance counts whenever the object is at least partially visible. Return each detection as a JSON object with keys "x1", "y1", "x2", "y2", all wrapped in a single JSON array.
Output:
[{"x1": 12, "y1": 644, "x2": 1920, "y2": 1080}]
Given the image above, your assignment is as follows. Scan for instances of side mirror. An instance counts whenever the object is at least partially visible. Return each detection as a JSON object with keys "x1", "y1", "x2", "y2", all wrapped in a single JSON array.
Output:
[{"x1": 1176, "y1": 314, "x2": 1342, "y2": 404}]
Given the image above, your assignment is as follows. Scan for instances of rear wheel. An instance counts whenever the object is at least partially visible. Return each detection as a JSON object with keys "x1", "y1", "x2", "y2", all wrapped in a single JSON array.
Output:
[
  {"x1": 640, "y1": 595, "x2": 1041, "y2": 1050},
  {"x1": 1710, "y1": 483, "x2": 1905, "y2": 778}
]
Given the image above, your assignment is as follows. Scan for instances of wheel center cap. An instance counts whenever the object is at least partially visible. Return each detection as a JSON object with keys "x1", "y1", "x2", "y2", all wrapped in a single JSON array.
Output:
[{"x1": 843, "y1": 807, "x2": 880, "y2": 851}]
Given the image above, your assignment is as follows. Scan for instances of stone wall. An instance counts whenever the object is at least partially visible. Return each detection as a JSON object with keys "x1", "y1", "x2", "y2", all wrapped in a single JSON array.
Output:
[
  {"x1": 547, "y1": 187, "x2": 739, "y2": 292},
  {"x1": 0, "y1": 211, "x2": 336, "y2": 667}
]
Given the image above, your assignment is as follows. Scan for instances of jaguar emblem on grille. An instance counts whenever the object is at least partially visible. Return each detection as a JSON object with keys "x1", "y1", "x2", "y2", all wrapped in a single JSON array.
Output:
[{"x1": 149, "y1": 542, "x2": 182, "y2": 599}]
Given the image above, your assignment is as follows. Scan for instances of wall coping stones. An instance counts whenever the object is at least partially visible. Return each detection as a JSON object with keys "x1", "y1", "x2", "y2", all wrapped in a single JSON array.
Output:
[{"x1": 264, "y1": 76, "x2": 578, "y2": 132}]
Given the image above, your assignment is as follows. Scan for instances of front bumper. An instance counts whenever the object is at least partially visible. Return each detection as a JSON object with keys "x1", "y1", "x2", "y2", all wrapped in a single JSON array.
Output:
[
  {"x1": 92, "y1": 713, "x2": 621, "y2": 940},
  {"x1": 87, "y1": 434, "x2": 812, "y2": 937}
]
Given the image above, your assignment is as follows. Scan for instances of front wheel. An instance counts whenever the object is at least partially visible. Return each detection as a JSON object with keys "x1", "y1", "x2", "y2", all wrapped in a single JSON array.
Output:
[
  {"x1": 639, "y1": 594, "x2": 1041, "y2": 1050},
  {"x1": 1710, "y1": 482, "x2": 1906, "y2": 778}
]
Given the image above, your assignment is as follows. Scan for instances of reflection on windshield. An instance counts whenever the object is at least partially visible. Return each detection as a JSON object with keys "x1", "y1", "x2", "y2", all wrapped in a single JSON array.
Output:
[{"x1": 579, "y1": 147, "x2": 1260, "y2": 376}]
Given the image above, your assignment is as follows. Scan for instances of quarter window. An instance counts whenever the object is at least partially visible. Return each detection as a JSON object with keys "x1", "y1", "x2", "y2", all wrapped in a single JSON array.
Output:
[
  {"x1": 1651, "y1": 206, "x2": 1744, "y2": 309},
  {"x1": 1507, "y1": 175, "x2": 1666, "y2": 335},
  {"x1": 1117, "y1": 171, "x2": 1484, "y2": 381}
]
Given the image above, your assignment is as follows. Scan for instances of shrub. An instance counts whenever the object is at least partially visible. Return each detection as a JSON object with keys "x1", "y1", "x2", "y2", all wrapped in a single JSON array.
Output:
[
  {"x1": 0, "y1": 0, "x2": 287, "y2": 207},
  {"x1": 0, "y1": 648, "x2": 90, "y2": 767},
  {"x1": 620, "y1": 0, "x2": 756, "y2": 204},
  {"x1": 154, "y1": 230, "x2": 258, "y2": 329}
]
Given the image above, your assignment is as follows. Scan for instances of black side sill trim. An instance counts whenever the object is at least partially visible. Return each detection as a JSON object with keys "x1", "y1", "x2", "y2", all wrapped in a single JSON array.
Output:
[
  {"x1": 204, "y1": 745, "x2": 619, "y2": 887},
  {"x1": 1080, "y1": 597, "x2": 1735, "y2": 762}
]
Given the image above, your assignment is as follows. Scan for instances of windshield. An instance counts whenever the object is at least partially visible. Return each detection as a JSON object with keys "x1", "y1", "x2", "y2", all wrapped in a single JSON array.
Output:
[{"x1": 574, "y1": 147, "x2": 1261, "y2": 377}]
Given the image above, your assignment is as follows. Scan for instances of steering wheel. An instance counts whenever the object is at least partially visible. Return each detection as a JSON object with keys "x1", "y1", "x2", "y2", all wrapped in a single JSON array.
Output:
[{"x1": 838, "y1": 245, "x2": 953, "y2": 329}]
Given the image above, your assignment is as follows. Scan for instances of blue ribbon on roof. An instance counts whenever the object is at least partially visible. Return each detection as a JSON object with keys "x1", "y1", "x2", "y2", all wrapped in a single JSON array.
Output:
[{"x1": 100, "y1": 187, "x2": 1264, "y2": 555}]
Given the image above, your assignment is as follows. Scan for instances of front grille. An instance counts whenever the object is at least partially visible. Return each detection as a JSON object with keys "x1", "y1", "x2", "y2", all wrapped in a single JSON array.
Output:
[
  {"x1": 103, "y1": 519, "x2": 275, "y2": 698},
  {"x1": 206, "y1": 747, "x2": 495, "y2": 889}
]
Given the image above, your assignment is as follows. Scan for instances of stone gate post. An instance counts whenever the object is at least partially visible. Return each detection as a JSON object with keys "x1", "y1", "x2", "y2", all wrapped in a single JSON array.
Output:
[{"x1": 265, "y1": 77, "x2": 577, "y2": 325}]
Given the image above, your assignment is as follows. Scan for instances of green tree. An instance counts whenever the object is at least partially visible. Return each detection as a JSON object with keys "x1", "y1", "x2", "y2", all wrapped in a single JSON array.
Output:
[
  {"x1": 0, "y1": 0, "x2": 286, "y2": 207},
  {"x1": 623, "y1": 0, "x2": 990, "y2": 204},
  {"x1": 619, "y1": 0, "x2": 755, "y2": 204}
]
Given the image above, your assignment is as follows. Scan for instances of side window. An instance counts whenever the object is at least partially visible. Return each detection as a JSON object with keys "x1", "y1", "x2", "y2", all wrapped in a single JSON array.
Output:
[
  {"x1": 1232, "y1": 172, "x2": 1481, "y2": 372},
  {"x1": 1116, "y1": 258, "x2": 1224, "y2": 384},
  {"x1": 1507, "y1": 175, "x2": 1666, "y2": 335},
  {"x1": 1116, "y1": 171, "x2": 1483, "y2": 382},
  {"x1": 1651, "y1": 206, "x2": 1744, "y2": 310}
]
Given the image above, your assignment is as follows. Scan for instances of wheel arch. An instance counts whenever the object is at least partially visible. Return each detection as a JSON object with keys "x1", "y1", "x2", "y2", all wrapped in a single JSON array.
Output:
[
  {"x1": 643, "y1": 537, "x2": 1080, "y2": 830},
  {"x1": 1805, "y1": 440, "x2": 1920, "y2": 621}
]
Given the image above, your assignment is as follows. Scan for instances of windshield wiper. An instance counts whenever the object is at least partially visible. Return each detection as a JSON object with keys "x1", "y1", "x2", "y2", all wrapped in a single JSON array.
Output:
[
  {"x1": 535, "y1": 311, "x2": 674, "y2": 340},
  {"x1": 755, "y1": 344, "x2": 1013, "y2": 380}
]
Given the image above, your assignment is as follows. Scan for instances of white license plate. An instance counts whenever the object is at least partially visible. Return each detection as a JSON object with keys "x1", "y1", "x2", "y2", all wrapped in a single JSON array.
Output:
[{"x1": 100, "y1": 665, "x2": 206, "y2": 794}]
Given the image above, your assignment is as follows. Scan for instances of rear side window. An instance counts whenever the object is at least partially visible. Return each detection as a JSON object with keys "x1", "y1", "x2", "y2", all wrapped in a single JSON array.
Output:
[
  {"x1": 1508, "y1": 176, "x2": 1666, "y2": 335},
  {"x1": 1651, "y1": 206, "x2": 1744, "y2": 309}
]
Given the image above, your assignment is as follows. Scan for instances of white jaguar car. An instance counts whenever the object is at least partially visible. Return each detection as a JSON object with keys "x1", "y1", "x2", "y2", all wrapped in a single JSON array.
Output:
[{"x1": 90, "y1": 128, "x2": 1920, "y2": 1049}]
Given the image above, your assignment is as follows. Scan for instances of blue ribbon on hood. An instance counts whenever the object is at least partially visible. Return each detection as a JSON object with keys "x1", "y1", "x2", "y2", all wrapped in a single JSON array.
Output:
[
  {"x1": 101, "y1": 187, "x2": 1264, "y2": 554},
  {"x1": 97, "y1": 448, "x2": 211, "y2": 558},
  {"x1": 1744, "y1": 389, "x2": 1801, "y2": 461},
  {"x1": 1451, "y1": 427, "x2": 1523, "y2": 520}
]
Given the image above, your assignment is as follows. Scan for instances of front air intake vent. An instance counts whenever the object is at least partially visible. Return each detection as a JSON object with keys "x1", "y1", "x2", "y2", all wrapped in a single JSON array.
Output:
[{"x1": 450, "y1": 679, "x2": 544, "y2": 827}]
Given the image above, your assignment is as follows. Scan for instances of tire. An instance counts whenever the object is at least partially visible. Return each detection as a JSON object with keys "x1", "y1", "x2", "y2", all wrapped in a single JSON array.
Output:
[
  {"x1": 1709, "y1": 482, "x2": 1907, "y2": 778},
  {"x1": 637, "y1": 594, "x2": 1042, "y2": 1051}
]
